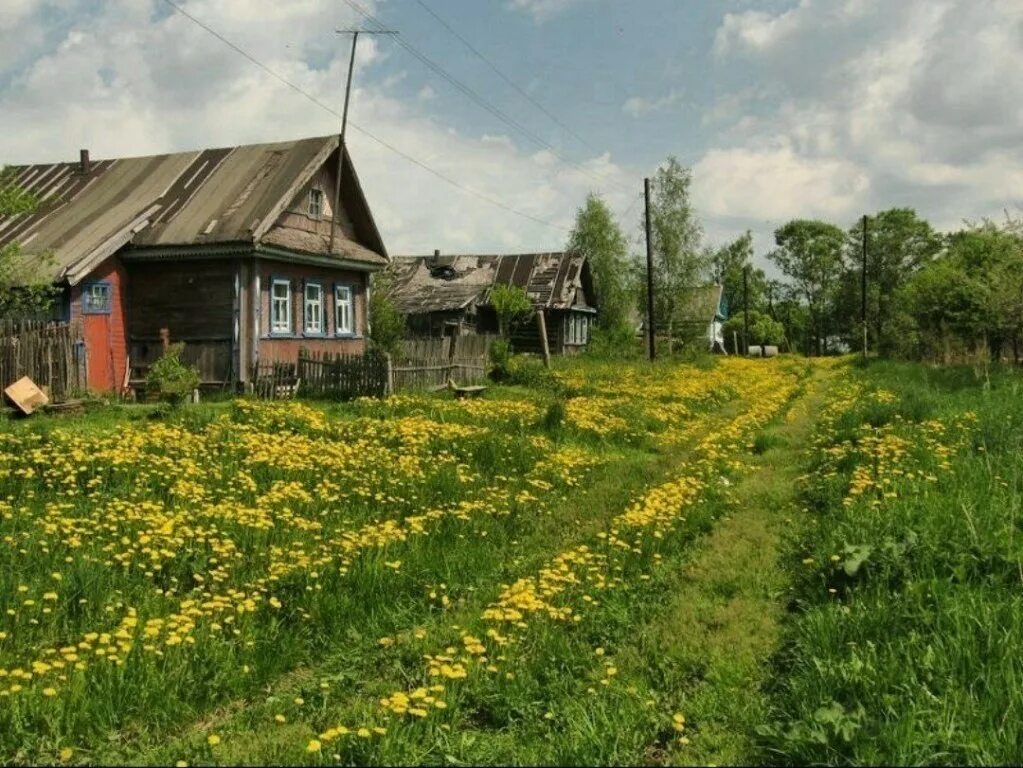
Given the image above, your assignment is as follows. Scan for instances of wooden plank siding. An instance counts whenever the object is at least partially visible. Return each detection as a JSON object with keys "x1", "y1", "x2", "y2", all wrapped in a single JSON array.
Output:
[{"x1": 125, "y1": 259, "x2": 235, "y2": 384}]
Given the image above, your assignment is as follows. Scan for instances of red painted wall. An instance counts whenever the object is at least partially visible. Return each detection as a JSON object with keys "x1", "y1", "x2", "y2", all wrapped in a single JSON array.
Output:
[
  {"x1": 69, "y1": 257, "x2": 129, "y2": 392},
  {"x1": 257, "y1": 262, "x2": 369, "y2": 365}
]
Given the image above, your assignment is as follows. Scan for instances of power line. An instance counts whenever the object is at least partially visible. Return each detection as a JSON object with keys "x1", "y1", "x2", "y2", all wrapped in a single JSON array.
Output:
[
  {"x1": 413, "y1": 0, "x2": 597, "y2": 154},
  {"x1": 342, "y1": 0, "x2": 634, "y2": 197},
  {"x1": 159, "y1": 0, "x2": 569, "y2": 233}
]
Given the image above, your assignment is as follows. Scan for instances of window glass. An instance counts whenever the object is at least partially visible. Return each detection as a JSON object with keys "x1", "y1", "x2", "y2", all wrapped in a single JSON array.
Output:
[
  {"x1": 308, "y1": 189, "x2": 323, "y2": 217},
  {"x1": 271, "y1": 279, "x2": 291, "y2": 334},
  {"x1": 82, "y1": 282, "x2": 112, "y2": 314},
  {"x1": 304, "y1": 283, "x2": 323, "y2": 334},
  {"x1": 335, "y1": 285, "x2": 353, "y2": 334}
]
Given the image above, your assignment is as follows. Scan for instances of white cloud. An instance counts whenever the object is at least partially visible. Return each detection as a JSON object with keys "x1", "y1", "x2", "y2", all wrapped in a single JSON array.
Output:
[
  {"x1": 505, "y1": 0, "x2": 584, "y2": 24},
  {"x1": 0, "y1": 0, "x2": 636, "y2": 254},
  {"x1": 622, "y1": 89, "x2": 685, "y2": 118},
  {"x1": 694, "y1": 144, "x2": 870, "y2": 221},
  {"x1": 702, "y1": 0, "x2": 1023, "y2": 240}
]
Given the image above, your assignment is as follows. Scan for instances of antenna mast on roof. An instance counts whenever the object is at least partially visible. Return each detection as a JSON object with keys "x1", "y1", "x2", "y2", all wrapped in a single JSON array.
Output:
[{"x1": 329, "y1": 27, "x2": 398, "y2": 256}]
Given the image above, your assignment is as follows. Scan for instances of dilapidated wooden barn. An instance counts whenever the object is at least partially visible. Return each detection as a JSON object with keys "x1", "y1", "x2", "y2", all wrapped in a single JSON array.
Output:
[{"x1": 387, "y1": 252, "x2": 597, "y2": 355}]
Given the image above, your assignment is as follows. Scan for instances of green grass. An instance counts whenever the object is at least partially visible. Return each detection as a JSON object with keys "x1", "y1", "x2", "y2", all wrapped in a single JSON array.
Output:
[
  {"x1": 760, "y1": 361, "x2": 1023, "y2": 765},
  {"x1": 11, "y1": 355, "x2": 1019, "y2": 766}
]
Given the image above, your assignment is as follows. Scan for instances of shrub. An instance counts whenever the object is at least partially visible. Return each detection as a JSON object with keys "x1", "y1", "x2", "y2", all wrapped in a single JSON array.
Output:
[
  {"x1": 585, "y1": 324, "x2": 641, "y2": 360},
  {"x1": 145, "y1": 343, "x2": 200, "y2": 406},
  {"x1": 488, "y1": 338, "x2": 513, "y2": 381}
]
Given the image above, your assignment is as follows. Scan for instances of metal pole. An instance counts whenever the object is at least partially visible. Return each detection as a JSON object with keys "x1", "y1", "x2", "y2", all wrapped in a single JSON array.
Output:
[
  {"x1": 329, "y1": 31, "x2": 359, "y2": 256},
  {"x1": 861, "y1": 214, "x2": 868, "y2": 359},
  {"x1": 644, "y1": 177, "x2": 656, "y2": 361},
  {"x1": 742, "y1": 265, "x2": 749, "y2": 356}
]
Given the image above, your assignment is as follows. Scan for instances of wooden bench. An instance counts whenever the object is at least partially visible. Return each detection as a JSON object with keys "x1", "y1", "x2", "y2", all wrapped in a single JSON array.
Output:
[{"x1": 452, "y1": 385, "x2": 487, "y2": 399}]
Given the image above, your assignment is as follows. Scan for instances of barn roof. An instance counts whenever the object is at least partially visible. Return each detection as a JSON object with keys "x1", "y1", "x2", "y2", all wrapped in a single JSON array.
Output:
[
  {"x1": 387, "y1": 252, "x2": 594, "y2": 315},
  {"x1": 0, "y1": 135, "x2": 387, "y2": 285},
  {"x1": 676, "y1": 284, "x2": 726, "y2": 325}
]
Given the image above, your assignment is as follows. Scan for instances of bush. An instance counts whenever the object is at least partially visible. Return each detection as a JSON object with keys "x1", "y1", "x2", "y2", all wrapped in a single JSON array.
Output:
[
  {"x1": 488, "y1": 339, "x2": 513, "y2": 381},
  {"x1": 145, "y1": 343, "x2": 200, "y2": 406},
  {"x1": 585, "y1": 324, "x2": 641, "y2": 360}
]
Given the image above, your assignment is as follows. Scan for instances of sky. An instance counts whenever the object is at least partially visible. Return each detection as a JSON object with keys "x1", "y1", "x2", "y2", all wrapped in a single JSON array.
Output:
[{"x1": 1, "y1": 0, "x2": 1022, "y2": 270}]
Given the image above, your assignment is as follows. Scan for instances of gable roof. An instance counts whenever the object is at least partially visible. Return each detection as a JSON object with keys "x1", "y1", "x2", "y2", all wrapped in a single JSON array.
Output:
[
  {"x1": 675, "y1": 284, "x2": 726, "y2": 325},
  {"x1": 387, "y1": 252, "x2": 594, "y2": 315},
  {"x1": 0, "y1": 135, "x2": 387, "y2": 285}
]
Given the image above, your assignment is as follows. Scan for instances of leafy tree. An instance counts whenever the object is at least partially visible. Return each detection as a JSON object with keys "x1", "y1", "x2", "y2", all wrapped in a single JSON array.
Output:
[
  {"x1": 710, "y1": 231, "x2": 767, "y2": 316},
  {"x1": 489, "y1": 284, "x2": 533, "y2": 341},
  {"x1": 0, "y1": 168, "x2": 57, "y2": 320},
  {"x1": 645, "y1": 157, "x2": 708, "y2": 351},
  {"x1": 847, "y1": 209, "x2": 941, "y2": 355},
  {"x1": 368, "y1": 270, "x2": 406, "y2": 356},
  {"x1": 769, "y1": 220, "x2": 845, "y2": 356},
  {"x1": 567, "y1": 193, "x2": 633, "y2": 332},
  {"x1": 722, "y1": 309, "x2": 785, "y2": 353}
]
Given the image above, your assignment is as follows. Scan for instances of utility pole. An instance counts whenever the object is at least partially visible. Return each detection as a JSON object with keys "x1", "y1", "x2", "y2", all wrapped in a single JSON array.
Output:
[
  {"x1": 330, "y1": 28, "x2": 398, "y2": 255},
  {"x1": 742, "y1": 265, "x2": 749, "y2": 356},
  {"x1": 644, "y1": 177, "x2": 656, "y2": 361},
  {"x1": 861, "y1": 213, "x2": 868, "y2": 360}
]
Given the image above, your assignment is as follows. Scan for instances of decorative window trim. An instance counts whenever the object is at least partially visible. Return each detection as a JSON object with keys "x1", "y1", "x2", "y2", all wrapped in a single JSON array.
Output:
[
  {"x1": 81, "y1": 281, "x2": 113, "y2": 315},
  {"x1": 334, "y1": 283, "x2": 355, "y2": 336},
  {"x1": 270, "y1": 277, "x2": 292, "y2": 335},
  {"x1": 303, "y1": 280, "x2": 325, "y2": 336}
]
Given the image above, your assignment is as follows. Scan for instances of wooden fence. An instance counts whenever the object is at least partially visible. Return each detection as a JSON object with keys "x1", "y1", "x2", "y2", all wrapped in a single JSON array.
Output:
[
  {"x1": 0, "y1": 321, "x2": 84, "y2": 402},
  {"x1": 251, "y1": 336, "x2": 495, "y2": 400},
  {"x1": 391, "y1": 334, "x2": 495, "y2": 391},
  {"x1": 251, "y1": 350, "x2": 389, "y2": 401},
  {"x1": 298, "y1": 349, "x2": 389, "y2": 399}
]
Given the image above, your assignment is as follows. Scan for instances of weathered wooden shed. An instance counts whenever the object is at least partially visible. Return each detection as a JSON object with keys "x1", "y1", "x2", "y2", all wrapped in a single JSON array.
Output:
[
  {"x1": 387, "y1": 252, "x2": 597, "y2": 355},
  {"x1": 0, "y1": 135, "x2": 387, "y2": 391}
]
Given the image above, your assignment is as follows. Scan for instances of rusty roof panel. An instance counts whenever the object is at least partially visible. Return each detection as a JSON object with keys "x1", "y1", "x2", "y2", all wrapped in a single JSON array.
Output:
[{"x1": 387, "y1": 251, "x2": 594, "y2": 315}]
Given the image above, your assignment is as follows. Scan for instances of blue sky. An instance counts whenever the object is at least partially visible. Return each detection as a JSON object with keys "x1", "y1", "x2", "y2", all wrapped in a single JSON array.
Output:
[{"x1": 2, "y1": 0, "x2": 1021, "y2": 270}]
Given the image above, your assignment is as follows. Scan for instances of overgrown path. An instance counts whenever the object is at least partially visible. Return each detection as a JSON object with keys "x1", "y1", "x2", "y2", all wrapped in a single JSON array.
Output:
[{"x1": 645, "y1": 366, "x2": 834, "y2": 765}]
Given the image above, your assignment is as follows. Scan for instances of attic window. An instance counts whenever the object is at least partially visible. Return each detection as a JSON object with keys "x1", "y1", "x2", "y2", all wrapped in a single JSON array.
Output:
[{"x1": 308, "y1": 189, "x2": 324, "y2": 217}]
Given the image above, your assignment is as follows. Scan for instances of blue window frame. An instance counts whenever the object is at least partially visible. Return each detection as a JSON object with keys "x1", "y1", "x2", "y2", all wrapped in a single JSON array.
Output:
[{"x1": 81, "y1": 281, "x2": 112, "y2": 315}]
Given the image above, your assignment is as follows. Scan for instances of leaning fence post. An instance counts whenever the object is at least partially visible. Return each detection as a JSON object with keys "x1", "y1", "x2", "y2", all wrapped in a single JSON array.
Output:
[{"x1": 385, "y1": 352, "x2": 394, "y2": 396}]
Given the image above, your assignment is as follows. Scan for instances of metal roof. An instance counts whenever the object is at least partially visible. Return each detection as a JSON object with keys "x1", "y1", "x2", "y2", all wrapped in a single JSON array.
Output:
[
  {"x1": 387, "y1": 252, "x2": 594, "y2": 315},
  {"x1": 0, "y1": 135, "x2": 387, "y2": 285}
]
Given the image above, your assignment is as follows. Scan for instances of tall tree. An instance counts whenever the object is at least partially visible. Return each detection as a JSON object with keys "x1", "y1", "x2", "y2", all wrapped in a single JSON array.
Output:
[
  {"x1": 847, "y1": 208, "x2": 940, "y2": 355},
  {"x1": 0, "y1": 168, "x2": 56, "y2": 319},
  {"x1": 567, "y1": 193, "x2": 632, "y2": 332},
  {"x1": 711, "y1": 230, "x2": 767, "y2": 317},
  {"x1": 769, "y1": 219, "x2": 845, "y2": 356},
  {"x1": 645, "y1": 157, "x2": 708, "y2": 351}
]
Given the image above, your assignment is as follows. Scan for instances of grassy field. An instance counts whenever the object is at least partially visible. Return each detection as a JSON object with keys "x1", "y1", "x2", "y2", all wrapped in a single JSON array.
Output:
[{"x1": 0, "y1": 355, "x2": 1020, "y2": 765}]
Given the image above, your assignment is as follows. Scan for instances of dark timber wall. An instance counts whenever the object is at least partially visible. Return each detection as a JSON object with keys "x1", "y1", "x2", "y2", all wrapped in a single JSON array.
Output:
[{"x1": 126, "y1": 259, "x2": 236, "y2": 384}]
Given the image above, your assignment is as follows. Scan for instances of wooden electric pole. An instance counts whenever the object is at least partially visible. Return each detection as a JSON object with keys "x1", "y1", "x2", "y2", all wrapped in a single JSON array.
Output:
[
  {"x1": 330, "y1": 28, "x2": 397, "y2": 256},
  {"x1": 742, "y1": 265, "x2": 749, "y2": 356},
  {"x1": 644, "y1": 177, "x2": 656, "y2": 361},
  {"x1": 861, "y1": 213, "x2": 868, "y2": 360}
]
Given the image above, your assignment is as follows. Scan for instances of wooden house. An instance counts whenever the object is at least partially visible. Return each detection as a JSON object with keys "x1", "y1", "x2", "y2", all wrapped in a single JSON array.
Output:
[
  {"x1": 0, "y1": 135, "x2": 387, "y2": 391},
  {"x1": 387, "y1": 252, "x2": 597, "y2": 354}
]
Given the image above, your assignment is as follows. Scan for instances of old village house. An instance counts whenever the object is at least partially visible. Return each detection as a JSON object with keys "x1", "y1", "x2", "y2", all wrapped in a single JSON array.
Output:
[
  {"x1": 387, "y1": 252, "x2": 597, "y2": 355},
  {"x1": 0, "y1": 135, "x2": 387, "y2": 391}
]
